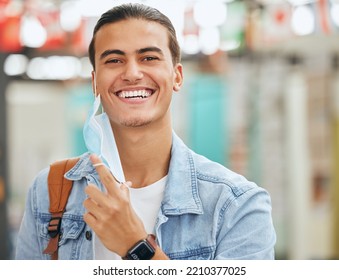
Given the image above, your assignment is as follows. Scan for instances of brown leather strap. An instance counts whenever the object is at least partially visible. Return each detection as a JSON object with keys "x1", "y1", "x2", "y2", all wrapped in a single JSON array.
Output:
[
  {"x1": 47, "y1": 158, "x2": 79, "y2": 213},
  {"x1": 43, "y1": 212, "x2": 63, "y2": 260},
  {"x1": 43, "y1": 157, "x2": 79, "y2": 260}
]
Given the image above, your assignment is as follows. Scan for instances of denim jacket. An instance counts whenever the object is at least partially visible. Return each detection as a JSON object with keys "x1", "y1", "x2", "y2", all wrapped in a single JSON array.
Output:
[{"x1": 15, "y1": 132, "x2": 276, "y2": 260}]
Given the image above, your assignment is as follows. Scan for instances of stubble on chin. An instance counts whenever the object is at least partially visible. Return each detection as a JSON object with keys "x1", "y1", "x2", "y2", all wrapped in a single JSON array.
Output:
[{"x1": 120, "y1": 117, "x2": 152, "y2": 128}]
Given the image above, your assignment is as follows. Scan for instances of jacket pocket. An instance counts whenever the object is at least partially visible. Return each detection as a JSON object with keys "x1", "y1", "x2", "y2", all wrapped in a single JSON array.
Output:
[
  {"x1": 39, "y1": 215, "x2": 85, "y2": 241},
  {"x1": 58, "y1": 217, "x2": 86, "y2": 246},
  {"x1": 38, "y1": 214, "x2": 86, "y2": 258}
]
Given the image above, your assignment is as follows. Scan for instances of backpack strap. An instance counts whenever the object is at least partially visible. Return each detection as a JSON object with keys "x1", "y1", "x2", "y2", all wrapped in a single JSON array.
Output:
[{"x1": 43, "y1": 157, "x2": 79, "y2": 260}]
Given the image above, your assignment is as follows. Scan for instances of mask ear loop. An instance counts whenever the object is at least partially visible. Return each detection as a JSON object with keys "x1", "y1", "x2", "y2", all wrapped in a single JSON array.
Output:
[{"x1": 93, "y1": 72, "x2": 104, "y2": 114}]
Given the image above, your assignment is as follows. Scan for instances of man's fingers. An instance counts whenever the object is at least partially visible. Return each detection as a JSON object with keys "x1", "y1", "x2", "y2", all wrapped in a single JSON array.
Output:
[
  {"x1": 83, "y1": 197, "x2": 101, "y2": 217},
  {"x1": 83, "y1": 212, "x2": 97, "y2": 229},
  {"x1": 85, "y1": 184, "x2": 117, "y2": 210},
  {"x1": 90, "y1": 154, "x2": 120, "y2": 195}
]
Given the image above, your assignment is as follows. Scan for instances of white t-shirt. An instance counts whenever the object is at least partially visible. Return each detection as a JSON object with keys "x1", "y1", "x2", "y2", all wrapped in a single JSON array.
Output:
[{"x1": 94, "y1": 176, "x2": 167, "y2": 259}]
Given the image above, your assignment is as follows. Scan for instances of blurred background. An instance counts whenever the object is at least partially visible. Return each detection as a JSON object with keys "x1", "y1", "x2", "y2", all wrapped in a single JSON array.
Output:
[{"x1": 1, "y1": 0, "x2": 339, "y2": 260}]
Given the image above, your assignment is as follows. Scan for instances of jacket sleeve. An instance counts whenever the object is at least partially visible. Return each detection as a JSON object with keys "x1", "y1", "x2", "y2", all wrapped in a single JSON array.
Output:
[
  {"x1": 215, "y1": 186, "x2": 276, "y2": 260},
  {"x1": 15, "y1": 170, "x2": 49, "y2": 260}
]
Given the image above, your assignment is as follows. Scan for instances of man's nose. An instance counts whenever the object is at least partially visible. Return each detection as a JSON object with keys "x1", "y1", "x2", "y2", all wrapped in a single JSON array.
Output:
[{"x1": 121, "y1": 61, "x2": 143, "y2": 83}]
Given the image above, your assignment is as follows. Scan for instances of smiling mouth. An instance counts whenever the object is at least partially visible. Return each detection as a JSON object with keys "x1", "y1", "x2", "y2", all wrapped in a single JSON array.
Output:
[{"x1": 115, "y1": 89, "x2": 154, "y2": 99}]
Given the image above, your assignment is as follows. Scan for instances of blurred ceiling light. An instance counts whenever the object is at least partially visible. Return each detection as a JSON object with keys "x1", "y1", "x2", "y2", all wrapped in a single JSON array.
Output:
[
  {"x1": 287, "y1": 0, "x2": 315, "y2": 5},
  {"x1": 182, "y1": 34, "x2": 200, "y2": 55},
  {"x1": 27, "y1": 57, "x2": 47, "y2": 80},
  {"x1": 46, "y1": 56, "x2": 81, "y2": 80},
  {"x1": 331, "y1": 3, "x2": 339, "y2": 27},
  {"x1": 27, "y1": 56, "x2": 81, "y2": 80},
  {"x1": 291, "y1": 5, "x2": 315, "y2": 36},
  {"x1": 193, "y1": 0, "x2": 227, "y2": 28},
  {"x1": 20, "y1": 15, "x2": 47, "y2": 48},
  {"x1": 220, "y1": 40, "x2": 241, "y2": 52},
  {"x1": 199, "y1": 27, "x2": 220, "y2": 55},
  {"x1": 4, "y1": 54, "x2": 28, "y2": 76},
  {"x1": 79, "y1": 57, "x2": 92, "y2": 78},
  {"x1": 60, "y1": 1, "x2": 82, "y2": 32}
]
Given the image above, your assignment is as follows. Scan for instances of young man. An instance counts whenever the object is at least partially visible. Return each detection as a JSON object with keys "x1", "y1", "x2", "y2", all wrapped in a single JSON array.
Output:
[{"x1": 15, "y1": 3, "x2": 276, "y2": 260}]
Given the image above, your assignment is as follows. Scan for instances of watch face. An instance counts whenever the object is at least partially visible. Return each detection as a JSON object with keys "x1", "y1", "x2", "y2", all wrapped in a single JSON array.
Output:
[{"x1": 129, "y1": 241, "x2": 155, "y2": 260}]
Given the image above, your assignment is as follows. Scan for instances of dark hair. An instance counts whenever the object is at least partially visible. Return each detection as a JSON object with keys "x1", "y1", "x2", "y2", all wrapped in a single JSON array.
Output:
[{"x1": 88, "y1": 3, "x2": 181, "y2": 69}]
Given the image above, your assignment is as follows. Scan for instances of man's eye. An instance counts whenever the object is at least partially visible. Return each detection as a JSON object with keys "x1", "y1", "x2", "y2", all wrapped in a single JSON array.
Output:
[
  {"x1": 143, "y1": 56, "x2": 158, "y2": 61},
  {"x1": 106, "y1": 59, "x2": 121, "y2": 64}
]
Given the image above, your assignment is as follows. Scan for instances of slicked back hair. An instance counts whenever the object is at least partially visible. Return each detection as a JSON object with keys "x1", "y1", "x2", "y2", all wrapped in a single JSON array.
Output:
[{"x1": 88, "y1": 3, "x2": 181, "y2": 69}]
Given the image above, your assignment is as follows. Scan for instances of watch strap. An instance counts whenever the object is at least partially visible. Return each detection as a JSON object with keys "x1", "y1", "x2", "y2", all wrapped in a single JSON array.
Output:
[{"x1": 146, "y1": 234, "x2": 157, "y2": 250}]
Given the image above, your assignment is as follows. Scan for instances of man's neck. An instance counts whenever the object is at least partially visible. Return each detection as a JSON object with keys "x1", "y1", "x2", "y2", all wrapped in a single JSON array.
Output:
[{"x1": 112, "y1": 121, "x2": 172, "y2": 188}]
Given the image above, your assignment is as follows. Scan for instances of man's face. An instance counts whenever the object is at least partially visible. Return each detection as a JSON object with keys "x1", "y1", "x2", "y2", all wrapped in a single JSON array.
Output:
[{"x1": 93, "y1": 19, "x2": 183, "y2": 129}]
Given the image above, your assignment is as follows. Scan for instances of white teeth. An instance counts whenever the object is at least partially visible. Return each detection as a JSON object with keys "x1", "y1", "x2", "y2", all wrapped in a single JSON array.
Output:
[{"x1": 119, "y1": 90, "x2": 151, "y2": 99}]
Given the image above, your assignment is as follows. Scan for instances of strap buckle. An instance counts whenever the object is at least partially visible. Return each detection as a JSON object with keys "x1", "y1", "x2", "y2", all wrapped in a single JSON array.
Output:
[{"x1": 47, "y1": 217, "x2": 62, "y2": 238}]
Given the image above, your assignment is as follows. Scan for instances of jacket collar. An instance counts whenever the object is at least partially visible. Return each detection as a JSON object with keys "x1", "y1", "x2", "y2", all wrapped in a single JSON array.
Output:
[
  {"x1": 64, "y1": 152, "x2": 96, "y2": 180},
  {"x1": 161, "y1": 132, "x2": 203, "y2": 215},
  {"x1": 65, "y1": 131, "x2": 203, "y2": 215}
]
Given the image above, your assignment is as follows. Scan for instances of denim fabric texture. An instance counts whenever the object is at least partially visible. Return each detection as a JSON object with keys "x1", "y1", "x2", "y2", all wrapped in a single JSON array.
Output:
[{"x1": 15, "y1": 132, "x2": 276, "y2": 260}]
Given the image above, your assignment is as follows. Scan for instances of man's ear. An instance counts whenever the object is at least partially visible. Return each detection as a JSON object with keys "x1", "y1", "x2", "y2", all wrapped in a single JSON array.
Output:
[{"x1": 173, "y1": 63, "x2": 183, "y2": 92}]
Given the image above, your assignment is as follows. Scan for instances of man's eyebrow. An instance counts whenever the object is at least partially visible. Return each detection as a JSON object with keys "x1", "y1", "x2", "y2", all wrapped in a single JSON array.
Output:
[
  {"x1": 100, "y1": 49, "x2": 125, "y2": 60},
  {"x1": 137, "y1": 47, "x2": 164, "y2": 55}
]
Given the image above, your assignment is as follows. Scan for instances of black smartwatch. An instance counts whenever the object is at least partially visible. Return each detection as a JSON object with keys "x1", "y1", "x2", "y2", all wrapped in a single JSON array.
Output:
[{"x1": 123, "y1": 234, "x2": 157, "y2": 260}]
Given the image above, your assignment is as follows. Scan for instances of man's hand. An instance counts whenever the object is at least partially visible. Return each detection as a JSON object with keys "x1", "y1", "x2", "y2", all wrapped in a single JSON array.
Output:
[{"x1": 83, "y1": 154, "x2": 147, "y2": 257}]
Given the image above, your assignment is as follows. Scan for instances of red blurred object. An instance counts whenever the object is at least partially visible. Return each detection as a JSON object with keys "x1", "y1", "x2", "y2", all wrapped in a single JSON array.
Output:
[
  {"x1": 70, "y1": 19, "x2": 87, "y2": 55},
  {"x1": 274, "y1": 9, "x2": 287, "y2": 24},
  {"x1": 0, "y1": 14, "x2": 23, "y2": 52},
  {"x1": 0, "y1": 0, "x2": 10, "y2": 7},
  {"x1": 317, "y1": 0, "x2": 331, "y2": 34},
  {"x1": 38, "y1": 10, "x2": 66, "y2": 51}
]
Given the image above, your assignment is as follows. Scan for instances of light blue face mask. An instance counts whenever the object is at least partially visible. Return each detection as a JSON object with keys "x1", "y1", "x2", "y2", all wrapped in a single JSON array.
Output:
[
  {"x1": 83, "y1": 95, "x2": 125, "y2": 183},
  {"x1": 83, "y1": 94, "x2": 103, "y2": 157}
]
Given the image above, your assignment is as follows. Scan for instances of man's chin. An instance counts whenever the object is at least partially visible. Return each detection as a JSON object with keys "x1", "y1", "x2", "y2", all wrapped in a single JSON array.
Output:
[{"x1": 120, "y1": 118, "x2": 152, "y2": 128}]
